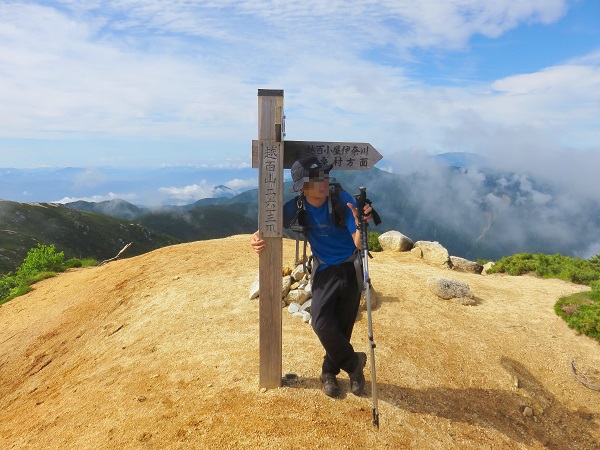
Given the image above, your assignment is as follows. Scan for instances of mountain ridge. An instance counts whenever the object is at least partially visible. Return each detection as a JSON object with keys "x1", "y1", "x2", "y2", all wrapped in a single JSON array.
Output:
[
  {"x1": 0, "y1": 235, "x2": 598, "y2": 448},
  {"x1": 3, "y1": 163, "x2": 600, "y2": 275}
]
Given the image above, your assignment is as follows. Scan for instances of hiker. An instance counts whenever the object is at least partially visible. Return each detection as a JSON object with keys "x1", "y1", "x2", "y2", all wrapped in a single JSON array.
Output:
[{"x1": 250, "y1": 156, "x2": 375, "y2": 398}]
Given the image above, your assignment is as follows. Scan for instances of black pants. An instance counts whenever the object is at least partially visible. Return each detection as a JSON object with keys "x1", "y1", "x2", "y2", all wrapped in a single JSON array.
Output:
[{"x1": 311, "y1": 261, "x2": 361, "y2": 376}]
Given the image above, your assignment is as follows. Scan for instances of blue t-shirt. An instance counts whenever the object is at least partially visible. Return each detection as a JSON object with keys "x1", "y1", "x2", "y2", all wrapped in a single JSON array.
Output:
[{"x1": 284, "y1": 190, "x2": 358, "y2": 271}]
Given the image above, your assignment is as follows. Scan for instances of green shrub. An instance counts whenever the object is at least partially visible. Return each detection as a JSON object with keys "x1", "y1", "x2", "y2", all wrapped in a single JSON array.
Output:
[
  {"x1": 79, "y1": 258, "x2": 98, "y2": 267},
  {"x1": 555, "y1": 292, "x2": 600, "y2": 343},
  {"x1": 0, "y1": 244, "x2": 96, "y2": 306},
  {"x1": 63, "y1": 257, "x2": 98, "y2": 269},
  {"x1": 488, "y1": 252, "x2": 600, "y2": 284},
  {"x1": 63, "y1": 258, "x2": 83, "y2": 269},
  {"x1": 17, "y1": 244, "x2": 64, "y2": 279},
  {"x1": 0, "y1": 274, "x2": 19, "y2": 302},
  {"x1": 368, "y1": 231, "x2": 382, "y2": 252}
]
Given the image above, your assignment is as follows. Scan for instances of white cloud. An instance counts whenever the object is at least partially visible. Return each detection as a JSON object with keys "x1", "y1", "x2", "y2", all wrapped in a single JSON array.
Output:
[
  {"x1": 157, "y1": 176, "x2": 257, "y2": 205},
  {"x1": 54, "y1": 192, "x2": 138, "y2": 204},
  {"x1": 222, "y1": 178, "x2": 257, "y2": 191},
  {"x1": 1, "y1": 0, "x2": 598, "y2": 201},
  {"x1": 158, "y1": 181, "x2": 215, "y2": 204}
]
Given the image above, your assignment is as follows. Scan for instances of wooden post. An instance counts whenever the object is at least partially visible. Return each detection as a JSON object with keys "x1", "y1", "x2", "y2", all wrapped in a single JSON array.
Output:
[{"x1": 257, "y1": 89, "x2": 284, "y2": 389}]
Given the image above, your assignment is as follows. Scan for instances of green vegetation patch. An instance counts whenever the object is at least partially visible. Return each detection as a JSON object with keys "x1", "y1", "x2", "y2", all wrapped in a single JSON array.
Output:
[
  {"x1": 368, "y1": 231, "x2": 382, "y2": 252},
  {"x1": 0, "y1": 244, "x2": 97, "y2": 306},
  {"x1": 555, "y1": 291, "x2": 600, "y2": 343},
  {"x1": 489, "y1": 252, "x2": 600, "y2": 344},
  {"x1": 487, "y1": 252, "x2": 600, "y2": 284}
]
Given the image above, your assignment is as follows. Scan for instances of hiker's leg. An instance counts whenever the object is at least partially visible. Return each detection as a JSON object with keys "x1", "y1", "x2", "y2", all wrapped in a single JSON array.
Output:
[
  {"x1": 338, "y1": 262, "x2": 361, "y2": 345},
  {"x1": 311, "y1": 264, "x2": 357, "y2": 375}
]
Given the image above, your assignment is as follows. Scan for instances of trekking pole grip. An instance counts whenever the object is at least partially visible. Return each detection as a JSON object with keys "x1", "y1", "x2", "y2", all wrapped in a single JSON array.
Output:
[{"x1": 355, "y1": 186, "x2": 369, "y2": 252}]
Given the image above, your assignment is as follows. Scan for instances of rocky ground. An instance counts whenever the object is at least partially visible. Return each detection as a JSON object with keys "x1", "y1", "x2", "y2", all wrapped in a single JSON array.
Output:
[{"x1": 1, "y1": 235, "x2": 599, "y2": 449}]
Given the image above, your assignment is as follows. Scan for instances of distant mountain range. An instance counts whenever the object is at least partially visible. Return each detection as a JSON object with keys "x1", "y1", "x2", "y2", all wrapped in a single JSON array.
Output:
[
  {"x1": 0, "y1": 165, "x2": 253, "y2": 206},
  {"x1": 2, "y1": 157, "x2": 600, "y2": 275}
]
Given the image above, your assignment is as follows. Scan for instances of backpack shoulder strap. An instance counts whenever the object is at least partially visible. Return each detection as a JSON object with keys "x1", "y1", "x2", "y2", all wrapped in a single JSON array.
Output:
[{"x1": 328, "y1": 181, "x2": 347, "y2": 227}]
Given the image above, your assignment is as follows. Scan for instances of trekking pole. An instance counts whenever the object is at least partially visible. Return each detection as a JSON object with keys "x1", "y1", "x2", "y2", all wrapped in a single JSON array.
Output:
[{"x1": 355, "y1": 186, "x2": 380, "y2": 429}]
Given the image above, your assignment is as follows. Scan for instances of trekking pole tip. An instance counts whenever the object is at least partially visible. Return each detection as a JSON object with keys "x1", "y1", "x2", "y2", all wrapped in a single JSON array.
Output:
[{"x1": 373, "y1": 410, "x2": 380, "y2": 429}]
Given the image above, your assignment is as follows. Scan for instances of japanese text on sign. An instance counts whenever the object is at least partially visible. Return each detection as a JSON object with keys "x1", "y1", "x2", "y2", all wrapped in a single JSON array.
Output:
[
  {"x1": 293, "y1": 144, "x2": 371, "y2": 168},
  {"x1": 259, "y1": 142, "x2": 282, "y2": 237}
]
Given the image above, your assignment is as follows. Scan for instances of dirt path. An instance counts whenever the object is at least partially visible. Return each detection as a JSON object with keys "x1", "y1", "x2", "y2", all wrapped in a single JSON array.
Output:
[{"x1": 0, "y1": 235, "x2": 599, "y2": 449}]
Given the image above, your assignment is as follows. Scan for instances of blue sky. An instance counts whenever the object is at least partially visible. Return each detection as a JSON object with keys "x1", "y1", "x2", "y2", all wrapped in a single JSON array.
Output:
[{"x1": 1, "y1": 0, "x2": 599, "y2": 197}]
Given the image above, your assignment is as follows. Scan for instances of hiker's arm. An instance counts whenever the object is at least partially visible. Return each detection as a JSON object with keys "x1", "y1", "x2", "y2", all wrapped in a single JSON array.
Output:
[
  {"x1": 250, "y1": 230, "x2": 267, "y2": 255},
  {"x1": 348, "y1": 203, "x2": 374, "y2": 248}
]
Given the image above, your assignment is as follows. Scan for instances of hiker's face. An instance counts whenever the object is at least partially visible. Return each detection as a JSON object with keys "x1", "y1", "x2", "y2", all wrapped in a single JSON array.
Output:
[{"x1": 303, "y1": 172, "x2": 329, "y2": 197}]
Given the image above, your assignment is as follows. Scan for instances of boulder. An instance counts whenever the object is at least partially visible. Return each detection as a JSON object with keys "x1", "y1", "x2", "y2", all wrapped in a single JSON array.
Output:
[
  {"x1": 378, "y1": 231, "x2": 414, "y2": 252},
  {"x1": 427, "y1": 277, "x2": 476, "y2": 305},
  {"x1": 450, "y1": 256, "x2": 483, "y2": 274},
  {"x1": 413, "y1": 241, "x2": 450, "y2": 267}
]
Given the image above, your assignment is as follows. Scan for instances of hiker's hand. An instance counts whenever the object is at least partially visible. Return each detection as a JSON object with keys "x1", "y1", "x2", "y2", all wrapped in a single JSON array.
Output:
[
  {"x1": 250, "y1": 230, "x2": 266, "y2": 255},
  {"x1": 347, "y1": 203, "x2": 374, "y2": 224}
]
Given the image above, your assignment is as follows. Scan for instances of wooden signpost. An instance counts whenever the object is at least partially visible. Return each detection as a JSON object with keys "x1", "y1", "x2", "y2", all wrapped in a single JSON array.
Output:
[{"x1": 254, "y1": 89, "x2": 382, "y2": 389}]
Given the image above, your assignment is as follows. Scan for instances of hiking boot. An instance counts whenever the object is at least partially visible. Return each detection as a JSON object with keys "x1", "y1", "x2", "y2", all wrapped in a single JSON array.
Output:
[
  {"x1": 349, "y1": 352, "x2": 367, "y2": 396},
  {"x1": 320, "y1": 373, "x2": 340, "y2": 398}
]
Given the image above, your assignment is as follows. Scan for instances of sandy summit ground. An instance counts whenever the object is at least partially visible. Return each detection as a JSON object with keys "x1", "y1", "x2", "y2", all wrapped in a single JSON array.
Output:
[{"x1": 0, "y1": 235, "x2": 599, "y2": 449}]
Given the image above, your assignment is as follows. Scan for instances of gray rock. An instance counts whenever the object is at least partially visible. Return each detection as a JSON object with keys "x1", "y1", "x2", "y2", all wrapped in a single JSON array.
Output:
[
  {"x1": 482, "y1": 261, "x2": 495, "y2": 275},
  {"x1": 413, "y1": 241, "x2": 450, "y2": 267},
  {"x1": 427, "y1": 277, "x2": 475, "y2": 305},
  {"x1": 378, "y1": 230, "x2": 414, "y2": 252},
  {"x1": 359, "y1": 286, "x2": 380, "y2": 312},
  {"x1": 249, "y1": 274, "x2": 260, "y2": 300},
  {"x1": 248, "y1": 274, "x2": 294, "y2": 300},
  {"x1": 283, "y1": 289, "x2": 311, "y2": 306},
  {"x1": 300, "y1": 299, "x2": 312, "y2": 313},
  {"x1": 288, "y1": 302, "x2": 301, "y2": 314},
  {"x1": 292, "y1": 264, "x2": 307, "y2": 281},
  {"x1": 450, "y1": 256, "x2": 483, "y2": 274},
  {"x1": 281, "y1": 276, "x2": 292, "y2": 299}
]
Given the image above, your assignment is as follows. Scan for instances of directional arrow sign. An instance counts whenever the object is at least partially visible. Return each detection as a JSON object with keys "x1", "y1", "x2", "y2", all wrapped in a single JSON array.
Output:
[{"x1": 252, "y1": 140, "x2": 382, "y2": 170}]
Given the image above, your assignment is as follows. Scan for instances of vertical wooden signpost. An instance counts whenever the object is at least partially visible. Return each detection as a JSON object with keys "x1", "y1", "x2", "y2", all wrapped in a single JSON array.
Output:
[
  {"x1": 257, "y1": 89, "x2": 284, "y2": 389},
  {"x1": 254, "y1": 89, "x2": 382, "y2": 389}
]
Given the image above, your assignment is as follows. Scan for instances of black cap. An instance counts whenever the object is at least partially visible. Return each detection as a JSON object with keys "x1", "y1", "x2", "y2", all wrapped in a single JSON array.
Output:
[{"x1": 290, "y1": 156, "x2": 333, "y2": 192}]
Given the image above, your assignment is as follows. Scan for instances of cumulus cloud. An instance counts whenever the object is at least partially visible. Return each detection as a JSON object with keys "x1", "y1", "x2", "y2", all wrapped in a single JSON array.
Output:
[
  {"x1": 157, "y1": 177, "x2": 256, "y2": 205},
  {"x1": 158, "y1": 181, "x2": 216, "y2": 204}
]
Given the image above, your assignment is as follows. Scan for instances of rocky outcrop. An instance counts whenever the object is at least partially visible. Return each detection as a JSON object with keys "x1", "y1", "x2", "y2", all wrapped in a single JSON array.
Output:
[{"x1": 380, "y1": 229, "x2": 489, "y2": 275}]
